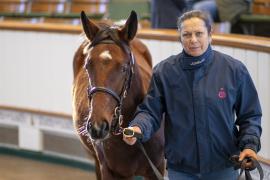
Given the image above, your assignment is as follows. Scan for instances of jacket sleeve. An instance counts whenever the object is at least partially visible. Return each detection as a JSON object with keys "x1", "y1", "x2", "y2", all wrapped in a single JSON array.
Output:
[
  {"x1": 235, "y1": 65, "x2": 262, "y2": 152},
  {"x1": 129, "y1": 66, "x2": 164, "y2": 142}
]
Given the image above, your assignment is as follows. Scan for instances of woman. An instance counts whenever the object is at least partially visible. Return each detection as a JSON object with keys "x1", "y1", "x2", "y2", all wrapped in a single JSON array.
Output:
[{"x1": 124, "y1": 10, "x2": 262, "y2": 180}]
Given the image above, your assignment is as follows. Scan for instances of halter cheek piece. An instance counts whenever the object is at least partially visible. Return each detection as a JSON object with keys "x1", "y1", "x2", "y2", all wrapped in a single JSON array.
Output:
[{"x1": 86, "y1": 27, "x2": 135, "y2": 135}]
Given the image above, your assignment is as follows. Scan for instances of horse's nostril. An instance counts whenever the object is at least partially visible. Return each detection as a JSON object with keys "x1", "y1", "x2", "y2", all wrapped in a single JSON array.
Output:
[{"x1": 88, "y1": 120, "x2": 109, "y2": 140}]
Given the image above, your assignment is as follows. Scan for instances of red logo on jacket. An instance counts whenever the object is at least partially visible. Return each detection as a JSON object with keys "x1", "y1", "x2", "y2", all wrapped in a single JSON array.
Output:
[{"x1": 218, "y1": 88, "x2": 226, "y2": 99}]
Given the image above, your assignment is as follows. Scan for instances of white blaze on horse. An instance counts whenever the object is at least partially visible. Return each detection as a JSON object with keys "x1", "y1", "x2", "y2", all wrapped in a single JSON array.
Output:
[{"x1": 72, "y1": 11, "x2": 165, "y2": 180}]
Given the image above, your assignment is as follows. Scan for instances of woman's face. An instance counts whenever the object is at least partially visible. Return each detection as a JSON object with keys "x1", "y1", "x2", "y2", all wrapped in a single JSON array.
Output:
[{"x1": 180, "y1": 17, "x2": 212, "y2": 57}]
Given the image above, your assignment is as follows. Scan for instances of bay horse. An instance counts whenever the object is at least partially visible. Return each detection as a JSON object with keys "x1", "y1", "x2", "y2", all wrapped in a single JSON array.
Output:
[{"x1": 72, "y1": 11, "x2": 165, "y2": 180}]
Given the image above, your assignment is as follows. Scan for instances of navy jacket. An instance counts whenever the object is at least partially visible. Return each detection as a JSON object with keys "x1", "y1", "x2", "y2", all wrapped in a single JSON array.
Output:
[{"x1": 130, "y1": 47, "x2": 262, "y2": 173}]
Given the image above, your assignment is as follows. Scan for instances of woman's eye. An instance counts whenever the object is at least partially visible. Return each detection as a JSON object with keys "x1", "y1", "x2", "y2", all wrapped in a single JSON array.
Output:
[{"x1": 196, "y1": 32, "x2": 203, "y2": 37}]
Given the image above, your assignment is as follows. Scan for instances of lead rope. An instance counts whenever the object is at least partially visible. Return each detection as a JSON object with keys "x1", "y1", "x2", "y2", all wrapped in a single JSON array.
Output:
[
  {"x1": 123, "y1": 128, "x2": 165, "y2": 180},
  {"x1": 137, "y1": 141, "x2": 165, "y2": 180},
  {"x1": 239, "y1": 158, "x2": 264, "y2": 180},
  {"x1": 230, "y1": 155, "x2": 264, "y2": 180}
]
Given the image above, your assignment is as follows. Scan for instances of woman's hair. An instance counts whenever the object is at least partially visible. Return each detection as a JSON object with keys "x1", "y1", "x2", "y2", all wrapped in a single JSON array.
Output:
[{"x1": 177, "y1": 10, "x2": 213, "y2": 33}]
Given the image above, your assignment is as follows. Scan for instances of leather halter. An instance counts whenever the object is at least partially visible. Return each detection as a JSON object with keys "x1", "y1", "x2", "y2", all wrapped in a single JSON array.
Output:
[{"x1": 86, "y1": 26, "x2": 135, "y2": 136}]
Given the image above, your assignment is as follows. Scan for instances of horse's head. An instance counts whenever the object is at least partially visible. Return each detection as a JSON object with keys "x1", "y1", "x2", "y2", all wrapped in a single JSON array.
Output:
[{"x1": 81, "y1": 11, "x2": 138, "y2": 140}]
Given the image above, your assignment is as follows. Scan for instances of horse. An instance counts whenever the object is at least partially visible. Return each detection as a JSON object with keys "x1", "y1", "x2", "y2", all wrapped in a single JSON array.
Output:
[{"x1": 72, "y1": 11, "x2": 165, "y2": 180}]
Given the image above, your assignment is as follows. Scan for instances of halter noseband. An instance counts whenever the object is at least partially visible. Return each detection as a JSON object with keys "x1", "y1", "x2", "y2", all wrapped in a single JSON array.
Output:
[{"x1": 86, "y1": 27, "x2": 135, "y2": 136}]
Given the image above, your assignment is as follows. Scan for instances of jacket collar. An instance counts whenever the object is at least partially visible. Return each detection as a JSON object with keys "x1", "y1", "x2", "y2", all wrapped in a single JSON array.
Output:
[{"x1": 180, "y1": 46, "x2": 212, "y2": 70}]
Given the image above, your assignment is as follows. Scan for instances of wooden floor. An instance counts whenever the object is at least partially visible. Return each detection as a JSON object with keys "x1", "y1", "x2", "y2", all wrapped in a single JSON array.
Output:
[{"x1": 0, "y1": 154, "x2": 96, "y2": 180}]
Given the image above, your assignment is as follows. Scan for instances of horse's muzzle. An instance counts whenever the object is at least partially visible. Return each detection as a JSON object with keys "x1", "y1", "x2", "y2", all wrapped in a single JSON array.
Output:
[{"x1": 87, "y1": 119, "x2": 109, "y2": 140}]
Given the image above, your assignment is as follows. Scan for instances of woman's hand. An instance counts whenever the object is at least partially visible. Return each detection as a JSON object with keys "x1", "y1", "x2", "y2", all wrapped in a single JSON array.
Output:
[
  {"x1": 239, "y1": 148, "x2": 258, "y2": 169},
  {"x1": 122, "y1": 126, "x2": 142, "y2": 145}
]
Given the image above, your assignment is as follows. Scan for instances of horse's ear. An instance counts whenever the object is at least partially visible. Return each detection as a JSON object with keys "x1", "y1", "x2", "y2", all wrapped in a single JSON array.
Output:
[
  {"x1": 80, "y1": 11, "x2": 99, "y2": 41},
  {"x1": 119, "y1": 10, "x2": 138, "y2": 42}
]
